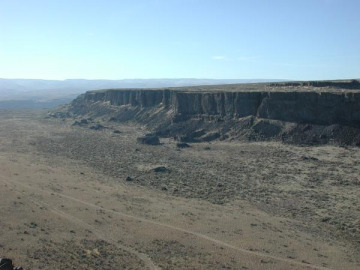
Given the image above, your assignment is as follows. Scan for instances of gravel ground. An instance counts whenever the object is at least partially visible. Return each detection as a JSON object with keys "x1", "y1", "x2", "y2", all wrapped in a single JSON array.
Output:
[{"x1": 35, "y1": 117, "x2": 360, "y2": 250}]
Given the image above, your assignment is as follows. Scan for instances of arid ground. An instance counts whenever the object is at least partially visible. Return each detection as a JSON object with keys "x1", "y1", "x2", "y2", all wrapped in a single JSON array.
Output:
[{"x1": 0, "y1": 110, "x2": 359, "y2": 269}]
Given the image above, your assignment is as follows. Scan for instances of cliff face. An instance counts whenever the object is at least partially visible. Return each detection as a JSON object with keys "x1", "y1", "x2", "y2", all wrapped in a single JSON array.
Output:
[
  {"x1": 62, "y1": 82, "x2": 360, "y2": 145},
  {"x1": 84, "y1": 90, "x2": 172, "y2": 107},
  {"x1": 78, "y1": 89, "x2": 360, "y2": 128}
]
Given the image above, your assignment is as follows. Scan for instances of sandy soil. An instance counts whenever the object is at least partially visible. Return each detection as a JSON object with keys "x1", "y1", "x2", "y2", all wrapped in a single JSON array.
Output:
[{"x1": 0, "y1": 110, "x2": 359, "y2": 270}]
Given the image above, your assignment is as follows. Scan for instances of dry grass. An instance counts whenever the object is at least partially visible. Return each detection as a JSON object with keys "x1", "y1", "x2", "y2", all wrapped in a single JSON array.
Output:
[{"x1": 0, "y1": 109, "x2": 359, "y2": 269}]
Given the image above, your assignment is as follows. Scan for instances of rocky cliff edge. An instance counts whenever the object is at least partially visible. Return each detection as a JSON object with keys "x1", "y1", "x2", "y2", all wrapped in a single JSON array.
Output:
[{"x1": 55, "y1": 80, "x2": 360, "y2": 146}]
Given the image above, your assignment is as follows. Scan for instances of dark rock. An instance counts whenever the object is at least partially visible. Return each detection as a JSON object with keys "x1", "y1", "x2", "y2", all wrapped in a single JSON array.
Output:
[
  {"x1": 153, "y1": 166, "x2": 169, "y2": 173},
  {"x1": 125, "y1": 176, "x2": 133, "y2": 182},
  {"x1": 300, "y1": 156, "x2": 319, "y2": 161},
  {"x1": 0, "y1": 258, "x2": 13, "y2": 270},
  {"x1": 176, "y1": 143, "x2": 190, "y2": 148},
  {"x1": 161, "y1": 185, "x2": 168, "y2": 191},
  {"x1": 29, "y1": 222, "x2": 37, "y2": 228},
  {"x1": 72, "y1": 118, "x2": 89, "y2": 127},
  {"x1": 89, "y1": 124, "x2": 105, "y2": 130},
  {"x1": 178, "y1": 135, "x2": 196, "y2": 143},
  {"x1": 80, "y1": 119, "x2": 88, "y2": 125},
  {"x1": 252, "y1": 121, "x2": 281, "y2": 138},
  {"x1": 113, "y1": 130, "x2": 121, "y2": 134},
  {"x1": 321, "y1": 216, "x2": 331, "y2": 222},
  {"x1": 137, "y1": 136, "x2": 160, "y2": 145}
]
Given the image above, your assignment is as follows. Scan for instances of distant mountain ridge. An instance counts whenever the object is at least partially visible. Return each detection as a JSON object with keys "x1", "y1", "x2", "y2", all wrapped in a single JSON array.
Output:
[
  {"x1": 0, "y1": 78, "x2": 284, "y2": 99},
  {"x1": 0, "y1": 78, "x2": 285, "y2": 109}
]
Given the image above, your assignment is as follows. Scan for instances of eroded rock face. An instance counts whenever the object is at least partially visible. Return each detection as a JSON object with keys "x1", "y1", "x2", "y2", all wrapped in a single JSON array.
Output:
[
  {"x1": 74, "y1": 88, "x2": 360, "y2": 128},
  {"x1": 256, "y1": 92, "x2": 360, "y2": 127},
  {"x1": 64, "y1": 81, "x2": 360, "y2": 145}
]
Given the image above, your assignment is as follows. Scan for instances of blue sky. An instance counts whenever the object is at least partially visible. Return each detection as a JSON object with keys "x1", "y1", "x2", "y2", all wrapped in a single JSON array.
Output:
[{"x1": 0, "y1": 0, "x2": 359, "y2": 80}]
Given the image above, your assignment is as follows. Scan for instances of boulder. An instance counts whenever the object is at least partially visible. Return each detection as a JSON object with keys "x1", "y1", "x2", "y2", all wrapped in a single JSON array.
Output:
[
  {"x1": 176, "y1": 143, "x2": 190, "y2": 148},
  {"x1": 80, "y1": 119, "x2": 88, "y2": 124},
  {"x1": 0, "y1": 258, "x2": 13, "y2": 270},
  {"x1": 89, "y1": 124, "x2": 105, "y2": 130},
  {"x1": 153, "y1": 166, "x2": 169, "y2": 173},
  {"x1": 137, "y1": 136, "x2": 160, "y2": 145}
]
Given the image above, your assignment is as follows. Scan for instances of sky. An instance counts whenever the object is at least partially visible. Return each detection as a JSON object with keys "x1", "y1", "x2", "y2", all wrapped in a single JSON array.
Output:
[{"x1": 0, "y1": 0, "x2": 359, "y2": 80}]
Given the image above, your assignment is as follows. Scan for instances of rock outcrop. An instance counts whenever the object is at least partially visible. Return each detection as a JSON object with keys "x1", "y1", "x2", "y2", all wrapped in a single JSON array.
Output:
[{"x1": 62, "y1": 80, "x2": 360, "y2": 146}]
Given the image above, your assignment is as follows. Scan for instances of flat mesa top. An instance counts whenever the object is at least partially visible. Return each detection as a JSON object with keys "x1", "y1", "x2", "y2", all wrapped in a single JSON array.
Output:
[{"x1": 90, "y1": 79, "x2": 360, "y2": 94}]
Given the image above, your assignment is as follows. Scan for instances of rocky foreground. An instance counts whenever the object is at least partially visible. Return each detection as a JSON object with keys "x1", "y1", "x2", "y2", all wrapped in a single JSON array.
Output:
[{"x1": 1, "y1": 106, "x2": 360, "y2": 269}]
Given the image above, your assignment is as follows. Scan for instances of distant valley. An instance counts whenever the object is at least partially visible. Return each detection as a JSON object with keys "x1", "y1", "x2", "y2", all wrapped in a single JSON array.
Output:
[{"x1": 0, "y1": 78, "x2": 284, "y2": 109}]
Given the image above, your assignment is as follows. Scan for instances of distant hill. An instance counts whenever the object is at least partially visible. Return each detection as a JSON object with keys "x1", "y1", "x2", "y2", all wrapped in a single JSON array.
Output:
[{"x1": 0, "y1": 78, "x2": 284, "y2": 109}]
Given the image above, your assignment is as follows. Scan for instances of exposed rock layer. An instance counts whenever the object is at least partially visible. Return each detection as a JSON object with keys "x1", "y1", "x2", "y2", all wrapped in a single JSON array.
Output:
[
  {"x1": 64, "y1": 80, "x2": 360, "y2": 145},
  {"x1": 76, "y1": 88, "x2": 360, "y2": 127}
]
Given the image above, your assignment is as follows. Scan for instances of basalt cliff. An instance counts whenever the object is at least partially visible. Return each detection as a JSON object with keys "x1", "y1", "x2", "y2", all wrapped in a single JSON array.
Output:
[{"x1": 58, "y1": 80, "x2": 360, "y2": 146}]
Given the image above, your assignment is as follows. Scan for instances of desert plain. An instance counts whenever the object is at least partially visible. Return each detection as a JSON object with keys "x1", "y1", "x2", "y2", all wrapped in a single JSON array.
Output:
[{"x1": 0, "y1": 109, "x2": 359, "y2": 270}]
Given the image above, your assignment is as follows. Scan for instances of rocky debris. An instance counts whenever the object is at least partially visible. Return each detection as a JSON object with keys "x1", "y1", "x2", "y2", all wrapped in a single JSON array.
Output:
[
  {"x1": 178, "y1": 135, "x2": 195, "y2": 143},
  {"x1": 200, "y1": 132, "x2": 221, "y2": 142},
  {"x1": 177, "y1": 130, "x2": 221, "y2": 143},
  {"x1": 0, "y1": 258, "x2": 24, "y2": 270},
  {"x1": 179, "y1": 129, "x2": 206, "y2": 142},
  {"x1": 300, "y1": 156, "x2": 319, "y2": 161},
  {"x1": 137, "y1": 135, "x2": 160, "y2": 145},
  {"x1": 46, "y1": 111, "x2": 70, "y2": 119},
  {"x1": 176, "y1": 143, "x2": 190, "y2": 148},
  {"x1": 35, "y1": 113, "x2": 360, "y2": 245},
  {"x1": 72, "y1": 119, "x2": 106, "y2": 131},
  {"x1": 72, "y1": 118, "x2": 90, "y2": 126},
  {"x1": 152, "y1": 166, "x2": 169, "y2": 173},
  {"x1": 89, "y1": 123, "x2": 105, "y2": 131}
]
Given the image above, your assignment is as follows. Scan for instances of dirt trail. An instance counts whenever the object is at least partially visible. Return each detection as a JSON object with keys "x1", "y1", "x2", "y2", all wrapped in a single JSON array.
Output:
[
  {"x1": 0, "y1": 176, "x2": 333, "y2": 270},
  {"x1": 1, "y1": 178, "x2": 159, "y2": 270}
]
